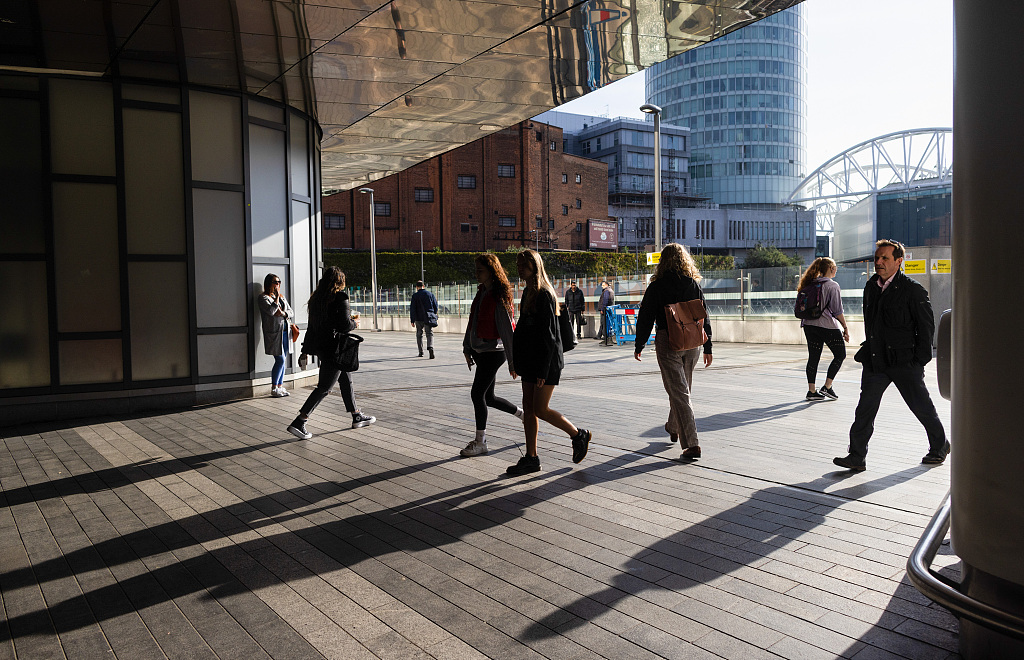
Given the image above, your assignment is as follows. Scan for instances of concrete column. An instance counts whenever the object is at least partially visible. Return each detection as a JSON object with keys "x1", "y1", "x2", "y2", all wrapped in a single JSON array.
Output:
[{"x1": 951, "y1": 1, "x2": 1024, "y2": 655}]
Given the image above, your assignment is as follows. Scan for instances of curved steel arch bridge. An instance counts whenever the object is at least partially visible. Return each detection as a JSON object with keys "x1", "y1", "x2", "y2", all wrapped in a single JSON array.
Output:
[{"x1": 787, "y1": 128, "x2": 953, "y2": 235}]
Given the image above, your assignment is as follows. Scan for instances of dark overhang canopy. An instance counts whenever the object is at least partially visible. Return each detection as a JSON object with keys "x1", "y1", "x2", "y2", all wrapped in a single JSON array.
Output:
[{"x1": 0, "y1": 0, "x2": 801, "y2": 191}]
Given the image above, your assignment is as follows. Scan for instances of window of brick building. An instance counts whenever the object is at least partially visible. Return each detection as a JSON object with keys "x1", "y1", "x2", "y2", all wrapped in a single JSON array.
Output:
[
  {"x1": 498, "y1": 216, "x2": 516, "y2": 227},
  {"x1": 548, "y1": 219, "x2": 555, "y2": 229},
  {"x1": 414, "y1": 187, "x2": 434, "y2": 202},
  {"x1": 561, "y1": 205, "x2": 568, "y2": 215},
  {"x1": 498, "y1": 164, "x2": 515, "y2": 178},
  {"x1": 461, "y1": 223, "x2": 470, "y2": 232},
  {"x1": 576, "y1": 222, "x2": 583, "y2": 232},
  {"x1": 324, "y1": 213, "x2": 345, "y2": 229},
  {"x1": 575, "y1": 174, "x2": 582, "y2": 183},
  {"x1": 575, "y1": 198, "x2": 581, "y2": 209},
  {"x1": 549, "y1": 141, "x2": 556, "y2": 151},
  {"x1": 536, "y1": 215, "x2": 543, "y2": 228},
  {"x1": 374, "y1": 202, "x2": 391, "y2": 216},
  {"x1": 457, "y1": 175, "x2": 476, "y2": 189},
  {"x1": 561, "y1": 173, "x2": 568, "y2": 184}
]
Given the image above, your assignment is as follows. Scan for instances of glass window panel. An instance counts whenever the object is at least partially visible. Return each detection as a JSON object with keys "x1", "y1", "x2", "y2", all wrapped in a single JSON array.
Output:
[
  {"x1": 189, "y1": 91, "x2": 242, "y2": 185},
  {"x1": 248, "y1": 99, "x2": 284, "y2": 124},
  {"x1": 121, "y1": 84, "x2": 180, "y2": 104},
  {"x1": 129, "y1": 262, "x2": 190, "y2": 380},
  {"x1": 290, "y1": 200, "x2": 312, "y2": 326},
  {"x1": 0, "y1": 98, "x2": 45, "y2": 253},
  {"x1": 59, "y1": 339, "x2": 123, "y2": 385},
  {"x1": 197, "y1": 334, "x2": 248, "y2": 376},
  {"x1": 52, "y1": 182, "x2": 121, "y2": 332},
  {"x1": 249, "y1": 124, "x2": 288, "y2": 258},
  {"x1": 49, "y1": 79, "x2": 115, "y2": 176},
  {"x1": 124, "y1": 108, "x2": 185, "y2": 254},
  {"x1": 0, "y1": 262, "x2": 50, "y2": 388},
  {"x1": 0, "y1": 76, "x2": 38, "y2": 91},
  {"x1": 289, "y1": 113, "x2": 309, "y2": 197},
  {"x1": 192, "y1": 189, "x2": 247, "y2": 327}
]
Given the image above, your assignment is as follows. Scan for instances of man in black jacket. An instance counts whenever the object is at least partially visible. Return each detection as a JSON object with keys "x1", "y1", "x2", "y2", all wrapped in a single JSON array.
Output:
[
  {"x1": 564, "y1": 281, "x2": 586, "y2": 339},
  {"x1": 834, "y1": 240, "x2": 948, "y2": 471},
  {"x1": 410, "y1": 281, "x2": 438, "y2": 358}
]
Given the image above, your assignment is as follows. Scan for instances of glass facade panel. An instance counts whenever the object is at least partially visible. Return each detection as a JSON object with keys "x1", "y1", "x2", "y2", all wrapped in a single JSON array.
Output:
[
  {"x1": 49, "y1": 79, "x2": 115, "y2": 176},
  {"x1": 249, "y1": 99, "x2": 284, "y2": 124},
  {"x1": 290, "y1": 200, "x2": 313, "y2": 325},
  {"x1": 124, "y1": 108, "x2": 186, "y2": 254},
  {"x1": 192, "y1": 189, "x2": 247, "y2": 327},
  {"x1": 121, "y1": 84, "x2": 180, "y2": 104},
  {"x1": 52, "y1": 182, "x2": 121, "y2": 332},
  {"x1": 249, "y1": 124, "x2": 288, "y2": 258},
  {"x1": 0, "y1": 97, "x2": 44, "y2": 254},
  {"x1": 129, "y1": 262, "x2": 191, "y2": 380},
  {"x1": 190, "y1": 91, "x2": 243, "y2": 184},
  {"x1": 0, "y1": 262, "x2": 50, "y2": 388},
  {"x1": 289, "y1": 114, "x2": 310, "y2": 196},
  {"x1": 197, "y1": 334, "x2": 248, "y2": 377},
  {"x1": 59, "y1": 339, "x2": 123, "y2": 385}
]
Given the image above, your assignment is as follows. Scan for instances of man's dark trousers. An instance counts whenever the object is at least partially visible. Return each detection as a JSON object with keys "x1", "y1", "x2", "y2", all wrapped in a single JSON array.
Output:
[
  {"x1": 848, "y1": 362, "x2": 946, "y2": 460},
  {"x1": 569, "y1": 310, "x2": 584, "y2": 337}
]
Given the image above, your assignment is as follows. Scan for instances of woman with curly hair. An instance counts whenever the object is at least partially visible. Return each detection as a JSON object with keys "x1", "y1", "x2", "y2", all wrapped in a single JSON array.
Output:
[
  {"x1": 797, "y1": 257, "x2": 849, "y2": 401},
  {"x1": 287, "y1": 267, "x2": 375, "y2": 439},
  {"x1": 506, "y1": 249, "x2": 591, "y2": 476},
  {"x1": 459, "y1": 253, "x2": 524, "y2": 457},
  {"x1": 634, "y1": 243, "x2": 712, "y2": 460}
]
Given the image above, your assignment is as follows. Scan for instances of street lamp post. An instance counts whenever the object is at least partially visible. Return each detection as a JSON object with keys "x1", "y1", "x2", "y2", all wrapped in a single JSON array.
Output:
[
  {"x1": 357, "y1": 187, "x2": 379, "y2": 331},
  {"x1": 640, "y1": 103, "x2": 663, "y2": 252},
  {"x1": 413, "y1": 230, "x2": 424, "y2": 283}
]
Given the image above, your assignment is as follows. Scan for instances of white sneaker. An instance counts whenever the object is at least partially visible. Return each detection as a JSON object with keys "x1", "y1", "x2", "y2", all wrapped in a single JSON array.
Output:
[
  {"x1": 514, "y1": 407, "x2": 525, "y2": 421},
  {"x1": 460, "y1": 439, "x2": 488, "y2": 457},
  {"x1": 271, "y1": 387, "x2": 285, "y2": 398},
  {"x1": 277, "y1": 387, "x2": 289, "y2": 397}
]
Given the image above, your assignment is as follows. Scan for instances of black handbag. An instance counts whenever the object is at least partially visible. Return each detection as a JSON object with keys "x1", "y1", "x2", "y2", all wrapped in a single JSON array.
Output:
[
  {"x1": 558, "y1": 305, "x2": 577, "y2": 352},
  {"x1": 333, "y1": 333, "x2": 363, "y2": 372}
]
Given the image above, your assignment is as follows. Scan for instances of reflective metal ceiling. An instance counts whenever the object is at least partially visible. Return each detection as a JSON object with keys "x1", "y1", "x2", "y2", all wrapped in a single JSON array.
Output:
[{"x1": 0, "y1": 0, "x2": 802, "y2": 191}]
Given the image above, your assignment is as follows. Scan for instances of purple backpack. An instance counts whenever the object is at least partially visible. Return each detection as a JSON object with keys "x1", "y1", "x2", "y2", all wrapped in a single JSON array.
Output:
[{"x1": 794, "y1": 281, "x2": 824, "y2": 320}]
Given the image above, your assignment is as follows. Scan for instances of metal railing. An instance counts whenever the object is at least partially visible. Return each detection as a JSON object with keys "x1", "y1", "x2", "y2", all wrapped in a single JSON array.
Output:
[{"x1": 907, "y1": 493, "x2": 1024, "y2": 641}]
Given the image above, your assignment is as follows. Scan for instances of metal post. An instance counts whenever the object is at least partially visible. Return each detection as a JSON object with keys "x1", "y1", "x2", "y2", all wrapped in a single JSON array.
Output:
[
  {"x1": 641, "y1": 103, "x2": 663, "y2": 252},
  {"x1": 737, "y1": 269, "x2": 747, "y2": 321},
  {"x1": 358, "y1": 188, "x2": 379, "y2": 331},
  {"x1": 414, "y1": 229, "x2": 424, "y2": 283}
]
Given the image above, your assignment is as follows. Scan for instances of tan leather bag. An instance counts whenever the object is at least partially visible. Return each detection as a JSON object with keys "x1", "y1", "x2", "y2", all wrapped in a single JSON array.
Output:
[{"x1": 663, "y1": 300, "x2": 708, "y2": 351}]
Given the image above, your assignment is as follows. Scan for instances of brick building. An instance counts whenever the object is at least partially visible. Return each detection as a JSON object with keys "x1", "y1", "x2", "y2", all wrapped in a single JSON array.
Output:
[{"x1": 323, "y1": 121, "x2": 609, "y2": 252}]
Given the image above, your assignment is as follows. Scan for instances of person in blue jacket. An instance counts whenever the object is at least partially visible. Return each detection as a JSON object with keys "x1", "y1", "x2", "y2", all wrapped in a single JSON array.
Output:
[{"x1": 409, "y1": 280, "x2": 438, "y2": 358}]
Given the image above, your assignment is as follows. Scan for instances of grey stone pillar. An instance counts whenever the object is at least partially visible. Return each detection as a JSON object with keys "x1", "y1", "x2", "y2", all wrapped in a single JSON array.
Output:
[{"x1": 952, "y1": 0, "x2": 1024, "y2": 655}]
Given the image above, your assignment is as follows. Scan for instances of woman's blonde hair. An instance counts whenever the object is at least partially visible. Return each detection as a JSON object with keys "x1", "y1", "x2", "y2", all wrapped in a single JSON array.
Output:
[
  {"x1": 652, "y1": 242, "x2": 702, "y2": 282},
  {"x1": 798, "y1": 257, "x2": 836, "y2": 291},
  {"x1": 515, "y1": 249, "x2": 559, "y2": 315}
]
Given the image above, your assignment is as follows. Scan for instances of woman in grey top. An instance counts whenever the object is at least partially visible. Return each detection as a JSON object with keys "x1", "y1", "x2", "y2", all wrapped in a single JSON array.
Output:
[
  {"x1": 798, "y1": 258, "x2": 850, "y2": 401},
  {"x1": 258, "y1": 273, "x2": 293, "y2": 397}
]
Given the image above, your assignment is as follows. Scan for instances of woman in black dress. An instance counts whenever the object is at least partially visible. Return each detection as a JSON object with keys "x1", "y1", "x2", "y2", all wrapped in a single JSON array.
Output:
[
  {"x1": 287, "y1": 267, "x2": 375, "y2": 439},
  {"x1": 507, "y1": 249, "x2": 591, "y2": 476}
]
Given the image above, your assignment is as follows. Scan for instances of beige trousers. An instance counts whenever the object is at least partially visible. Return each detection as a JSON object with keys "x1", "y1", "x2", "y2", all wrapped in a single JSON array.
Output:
[{"x1": 654, "y1": 335, "x2": 701, "y2": 448}]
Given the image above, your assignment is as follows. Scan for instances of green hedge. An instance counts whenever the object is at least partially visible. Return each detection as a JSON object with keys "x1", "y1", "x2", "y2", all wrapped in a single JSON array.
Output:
[{"x1": 323, "y1": 250, "x2": 734, "y2": 288}]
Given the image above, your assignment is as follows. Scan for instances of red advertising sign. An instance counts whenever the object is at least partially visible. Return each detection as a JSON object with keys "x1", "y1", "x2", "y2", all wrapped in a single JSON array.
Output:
[{"x1": 588, "y1": 220, "x2": 618, "y2": 250}]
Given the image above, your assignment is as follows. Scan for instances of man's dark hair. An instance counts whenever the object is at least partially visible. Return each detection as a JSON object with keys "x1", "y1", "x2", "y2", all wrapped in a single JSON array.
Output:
[
  {"x1": 415, "y1": 280, "x2": 424, "y2": 288},
  {"x1": 875, "y1": 239, "x2": 905, "y2": 260}
]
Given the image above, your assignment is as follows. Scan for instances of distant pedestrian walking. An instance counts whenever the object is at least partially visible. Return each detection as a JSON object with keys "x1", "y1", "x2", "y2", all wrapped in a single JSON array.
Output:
[
  {"x1": 258, "y1": 273, "x2": 294, "y2": 397},
  {"x1": 834, "y1": 240, "x2": 948, "y2": 472},
  {"x1": 564, "y1": 281, "x2": 585, "y2": 339},
  {"x1": 595, "y1": 281, "x2": 614, "y2": 340},
  {"x1": 506, "y1": 250, "x2": 591, "y2": 476},
  {"x1": 287, "y1": 267, "x2": 375, "y2": 439},
  {"x1": 797, "y1": 257, "x2": 850, "y2": 401},
  {"x1": 460, "y1": 254, "x2": 524, "y2": 457},
  {"x1": 410, "y1": 280, "x2": 438, "y2": 359},
  {"x1": 634, "y1": 243, "x2": 712, "y2": 460}
]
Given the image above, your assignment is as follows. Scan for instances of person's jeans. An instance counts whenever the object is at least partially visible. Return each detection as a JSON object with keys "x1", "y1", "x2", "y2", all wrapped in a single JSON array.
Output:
[
  {"x1": 470, "y1": 351, "x2": 517, "y2": 430},
  {"x1": 803, "y1": 325, "x2": 846, "y2": 383},
  {"x1": 299, "y1": 360, "x2": 356, "y2": 416},
  {"x1": 272, "y1": 333, "x2": 289, "y2": 387},
  {"x1": 654, "y1": 338, "x2": 701, "y2": 447},
  {"x1": 848, "y1": 363, "x2": 946, "y2": 460},
  {"x1": 569, "y1": 310, "x2": 584, "y2": 337},
  {"x1": 415, "y1": 321, "x2": 434, "y2": 353}
]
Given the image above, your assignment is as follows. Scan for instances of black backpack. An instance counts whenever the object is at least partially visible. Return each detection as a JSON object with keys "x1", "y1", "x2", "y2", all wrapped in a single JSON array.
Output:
[
  {"x1": 794, "y1": 281, "x2": 824, "y2": 320},
  {"x1": 558, "y1": 304, "x2": 577, "y2": 351}
]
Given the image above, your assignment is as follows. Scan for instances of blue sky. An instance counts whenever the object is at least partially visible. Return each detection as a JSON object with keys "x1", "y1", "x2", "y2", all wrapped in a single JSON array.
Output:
[{"x1": 554, "y1": 0, "x2": 954, "y2": 171}]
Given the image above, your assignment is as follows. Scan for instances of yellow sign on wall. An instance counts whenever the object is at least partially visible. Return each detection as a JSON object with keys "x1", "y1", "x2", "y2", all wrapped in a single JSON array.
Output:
[
  {"x1": 931, "y1": 259, "x2": 951, "y2": 274},
  {"x1": 903, "y1": 259, "x2": 926, "y2": 274},
  {"x1": 646, "y1": 252, "x2": 661, "y2": 266}
]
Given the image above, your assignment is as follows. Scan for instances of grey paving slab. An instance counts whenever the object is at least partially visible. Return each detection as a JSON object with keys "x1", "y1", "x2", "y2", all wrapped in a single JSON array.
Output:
[{"x1": 1, "y1": 334, "x2": 960, "y2": 659}]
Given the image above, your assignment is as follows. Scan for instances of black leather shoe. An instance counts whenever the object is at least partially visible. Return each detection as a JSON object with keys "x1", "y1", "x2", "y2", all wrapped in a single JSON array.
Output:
[
  {"x1": 922, "y1": 441, "x2": 951, "y2": 465},
  {"x1": 833, "y1": 455, "x2": 866, "y2": 472}
]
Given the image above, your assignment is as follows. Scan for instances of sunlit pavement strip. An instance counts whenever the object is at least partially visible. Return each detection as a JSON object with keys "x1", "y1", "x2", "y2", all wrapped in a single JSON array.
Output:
[{"x1": 1, "y1": 332, "x2": 959, "y2": 659}]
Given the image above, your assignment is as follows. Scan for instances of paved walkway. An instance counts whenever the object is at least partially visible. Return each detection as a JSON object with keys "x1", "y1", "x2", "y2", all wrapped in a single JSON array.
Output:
[{"x1": 1, "y1": 333, "x2": 960, "y2": 659}]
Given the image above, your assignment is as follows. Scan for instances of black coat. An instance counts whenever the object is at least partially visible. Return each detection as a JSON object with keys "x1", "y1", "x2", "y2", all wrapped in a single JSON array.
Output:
[
  {"x1": 301, "y1": 292, "x2": 357, "y2": 359},
  {"x1": 858, "y1": 271, "x2": 934, "y2": 370},
  {"x1": 634, "y1": 272, "x2": 712, "y2": 353},
  {"x1": 564, "y1": 287, "x2": 585, "y2": 313},
  {"x1": 513, "y1": 288, "x2": 563, "y2": 380}
]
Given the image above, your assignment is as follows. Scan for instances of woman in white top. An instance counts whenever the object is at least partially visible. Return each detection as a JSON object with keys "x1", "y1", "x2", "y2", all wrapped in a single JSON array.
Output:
[{"x1": 797, "y1": 257, "x2": 850, "y2": 401}]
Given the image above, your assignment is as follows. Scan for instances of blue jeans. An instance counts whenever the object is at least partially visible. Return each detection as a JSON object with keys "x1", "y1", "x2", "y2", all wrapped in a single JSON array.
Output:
[{"x1": 272, "y1": 333, "x2": 289, "y2": 387}]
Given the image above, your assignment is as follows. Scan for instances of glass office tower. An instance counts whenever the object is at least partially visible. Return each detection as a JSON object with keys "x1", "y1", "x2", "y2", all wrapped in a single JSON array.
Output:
[{"x1": 644, "y1": 6, "x2": 807, "y2": 208}]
